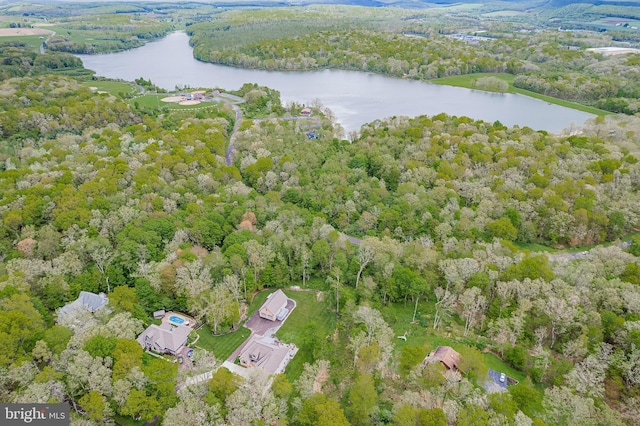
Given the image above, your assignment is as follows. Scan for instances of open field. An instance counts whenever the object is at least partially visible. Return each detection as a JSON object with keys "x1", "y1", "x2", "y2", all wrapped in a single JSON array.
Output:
[
  {"x1": 276, "y1": 290, "x2": 336, "y2": 381},
  {"x1": 0, "y1": 28, "x2": 52, "y2": 36},
  {"x1": 83, "y1": 81, "x2": 137, "y2": 97},
  {"x1": 432, "y1": 73, "x2": 610, "y2": 116},
  {"x1": 482, "y1": 11, "x2": 527, "y2": 17},
  {"x1": 131, "y1": 94, "x2": 217, "y2": 111},
  {"x1": 0, "y1": 35, "x2": 44, "y2": 51}
]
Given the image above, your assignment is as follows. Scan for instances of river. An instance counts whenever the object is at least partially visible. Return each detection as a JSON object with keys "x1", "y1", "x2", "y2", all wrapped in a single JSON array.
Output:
[{"x1": 77, "y1": 31, "x2": 593, "y2": 134}]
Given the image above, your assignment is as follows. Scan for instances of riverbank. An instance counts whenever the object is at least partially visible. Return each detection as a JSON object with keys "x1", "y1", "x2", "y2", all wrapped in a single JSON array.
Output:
[{"x1": 432, "y1": 73, "x2": 609, "y2": 116}]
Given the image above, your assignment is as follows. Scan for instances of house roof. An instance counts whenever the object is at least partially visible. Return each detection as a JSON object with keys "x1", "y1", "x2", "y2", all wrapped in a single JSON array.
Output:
[
  {"x1": 239, "y1": 335, "x2": 294, "y2": 374},
  {"x1": 433, "y1": 346, "x2": 461, "y2": 370},
  {"x1": 260, "y1": 289, "x2": 288, "y2": 315},
  {"x1": 428, "y1": 346, "x2": 461, "y2": 370},
  {"x1": 58, "y1": 291, "x2": 108, "y2": 316},
  {"x1": 137, "y1": 323, "x2": 191, "y2": 353}
]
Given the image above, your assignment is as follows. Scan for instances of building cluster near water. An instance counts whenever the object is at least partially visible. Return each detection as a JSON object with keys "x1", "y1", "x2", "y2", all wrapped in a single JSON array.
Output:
[{"x1": 447, "y1": 33, "x2": 493, "y2": 43}]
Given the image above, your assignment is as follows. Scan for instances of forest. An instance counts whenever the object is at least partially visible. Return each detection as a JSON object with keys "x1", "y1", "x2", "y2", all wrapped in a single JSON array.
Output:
[
  {"x1": 1, "y1": 1, "x2": 640, "y2": 425},
  {"x1": 186, "y1": 6, "x2": 640, "y2": 114}
]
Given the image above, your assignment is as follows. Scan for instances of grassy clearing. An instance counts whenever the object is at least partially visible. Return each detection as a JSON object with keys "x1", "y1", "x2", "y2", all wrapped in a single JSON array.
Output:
[
  {"x1": 483, "y1": 352, "x2": 527, "y2": 382},
  {"x1": 381, "y1": 300, "x2": 531, "y2": 387},
  {"x1": 83, "y1": 80, "x2": 137, "y2": 97},
  {"x1": 0, "y1": 35, "x2": 44, "y2": 51},
  {"x1": 513, "y1": 242, "x2": 556, "y2": 253},
  {"x1": 431, "y1": 73, "x2": 609, "y2": 116},
  {"x1": 276, "y1": 290, "x2": 336, "y2": 381},
  {"x1": 194, "y1": 289, "x2": 278, "y2": 361},
  {"x1": 196, "y1": 324, "x2": 250, "y2": 361},
  {"x1": 130, "y1": 94, "x2": 219, "y2": 111}
]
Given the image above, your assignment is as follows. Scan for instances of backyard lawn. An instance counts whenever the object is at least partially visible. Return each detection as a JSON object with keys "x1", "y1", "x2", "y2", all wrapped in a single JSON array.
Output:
[
  {"x1": 194, "y1": 288, "x2": 278, "y2": 361},
  {"x1": 195, "y1": 324, "x2": 250, "y2": 361},
  {"x1": 276, "y1": 290, "x2": 336, "y2": 381}
]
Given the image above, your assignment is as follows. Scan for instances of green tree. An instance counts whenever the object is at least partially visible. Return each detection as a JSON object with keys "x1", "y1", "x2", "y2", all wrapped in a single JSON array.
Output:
[
  {"x1": 79, "y1": 390, "x2": 112, "y2": 422},
  {"x1": 488, "y1": 392, "x2": 518, "y2": 421},
  {"x1": 207, "y1": 367, "x2": 241, "y2": 404},
  {"x1": 458, "y1": 404, "x2": 489, "y2": 425},
  {"x1": 121, "y1": 389, "x2": 162, "y2": 422},
  {"x1": 112, "y1": 338, "x2": 143, "y2": 381},
  {"x1": 399, "y1": 345, "x2": 426, "y2": 377},
  {"x1": 417, "y1": 408, "x2": 446, "y2": 425},
  {"x1": 109, "y1": 286, "x2": 138, "y2": 313},
  {"x1": 0, "y1": 293, "x2": 44, "y2": 366},
  {"x1": 456, "y1": 345, "x2": 488, "y2": 382},
  {"x1": 299, "y1": 393, "x2": 350, "y2": 426},
  {"x1": 508, "y1": 378, "x2": 541, "y2": 417},
  {"x1": 486, "y1": 217, "x2": 517, "y2": 241},
  {"x1": 42, "y1": 325, "x2": 72, "y2": 354},
  {"x1": 84, "y1": 335, "x2": 117, "y2": 358},
  {"x1": 348, "y1": 374, "x2": 377, "y2": 425}
]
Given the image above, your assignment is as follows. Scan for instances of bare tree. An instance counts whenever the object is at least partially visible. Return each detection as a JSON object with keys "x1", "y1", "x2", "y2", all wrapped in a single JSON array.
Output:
[
  {"x1": 433, "y1": 286, "x2": 456, "y2": 330},
  {"x1": 459, "y1": 287, "x2": 487, "y2": 337},
  {"x1": 355, "y1": 243, "x2": 375, "y2": 289}
]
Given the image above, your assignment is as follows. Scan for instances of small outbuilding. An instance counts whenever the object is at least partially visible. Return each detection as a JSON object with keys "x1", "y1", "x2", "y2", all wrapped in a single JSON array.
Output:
[{"x1": 300, "y1": 107, "x2": 312, "y2": 116}]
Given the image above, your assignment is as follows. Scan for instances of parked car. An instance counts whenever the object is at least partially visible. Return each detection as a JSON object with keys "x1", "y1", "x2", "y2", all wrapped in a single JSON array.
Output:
[{"x1": 499, "y1": 373, "x2": 506, "y2": 383}]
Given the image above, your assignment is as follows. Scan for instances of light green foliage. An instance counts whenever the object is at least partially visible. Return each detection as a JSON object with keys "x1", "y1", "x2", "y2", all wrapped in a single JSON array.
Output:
[
  {"x1": 348, "y1": 374, "x2": 377, "y2": 425},
  {"x1": 299, "y1": 393, "x2": 350, "y2": 426},
  {"x1": 0, "y1": 293, "x2": 44, "y2": 366},
  {"x1": 399, "y1": 346, "x2": 427, "y2": 377},
  {"x1": 43, "y1": 326, "x2": 72, "y2": 354},
  {"x1": 1, "y1": 20, "x2": 640, "y2": 424},
  {"x1": 471, "y1": 76, "x2": 509, "y2": 92},
  {"x1": 207, "y1": 367, "x2": 241, "y2": 404},
  {"x1": 458, "y1": 404, "x2": 490, "y2": 426},
  {"x1": 109, "y1": 286, "x2": 138, "y2": 313},
  {"x1": 456, "y1": 345, "x2": 488, "y2": 382},
  {"x1": 79, "y1": 390, "x2": 112, "y2": 422}
]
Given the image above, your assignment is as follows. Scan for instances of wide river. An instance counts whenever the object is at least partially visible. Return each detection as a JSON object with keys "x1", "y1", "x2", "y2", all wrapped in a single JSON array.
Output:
[{"x1": 77, "y1": 31, "x2": 593, "y2": 134}]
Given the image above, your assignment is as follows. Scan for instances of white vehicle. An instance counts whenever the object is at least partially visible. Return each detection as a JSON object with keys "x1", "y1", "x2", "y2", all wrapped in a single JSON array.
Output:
[{"x1": 499, "y1": 373, "x2": 506, "y2": 383}]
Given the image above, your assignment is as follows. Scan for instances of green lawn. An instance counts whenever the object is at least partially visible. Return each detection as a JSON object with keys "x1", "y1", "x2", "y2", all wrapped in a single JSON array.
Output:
[
  {"x1": 194, "y1": 289, "x2": 278, "y2": 361},
  {"x1": 84, "y1": 80, "x2": 137, "y2": 97},
  {"x1": 196, "y1": 324, "x2": 250, "y2": 361},
  {"x1": 431, "y1": 73, "x2": 609, "y2": 116},
  {"x1": 483, "y1": 352, "x2": 527, "y2": 382},
  {"x1": 0, "y1": 35, "x2": 45, "y2": 52},
  {"x1": 513, "y1": 242, "x2": 556, "y2": 253},
  {"x1": 276, "y1": 290, "x2": 337, "y2": 381},
  {"x1": 130, "y1": 94, "x2": 219, "y2": 111}
]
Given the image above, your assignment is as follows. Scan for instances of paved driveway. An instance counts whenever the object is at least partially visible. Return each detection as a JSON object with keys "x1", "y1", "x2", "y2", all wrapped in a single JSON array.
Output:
[{"x1": 244, "y1": 299, "x2": 296, "y2": 337}]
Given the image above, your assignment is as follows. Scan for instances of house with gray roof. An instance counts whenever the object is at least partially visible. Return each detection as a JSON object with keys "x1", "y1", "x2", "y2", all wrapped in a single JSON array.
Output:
[
  {"x1": 259, "y1": 289, "x2": 289, "y2": 321},
  {"x1": 238, "y1": 335, "x2": 297, "y2": 374},
  {"x1": 58, "y1": 291, "x2": 108, "y2": 317},
  {"x1": 137, "y1": 323, "x2": 191, "y2": 355}
]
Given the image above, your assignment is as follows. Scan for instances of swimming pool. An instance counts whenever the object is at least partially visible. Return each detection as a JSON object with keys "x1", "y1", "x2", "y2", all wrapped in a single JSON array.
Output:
[{"x1": 169, "y1": 315, "x2": 185, "y2": 325}]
